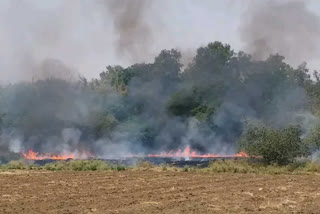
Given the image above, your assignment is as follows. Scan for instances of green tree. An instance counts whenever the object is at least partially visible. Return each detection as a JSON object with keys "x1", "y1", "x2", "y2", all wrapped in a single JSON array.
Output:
[
  {"x1": 238, "y1": 124, "x2": 308, "y2": 165},
  {"x1": 153, "y1": 49, "x2": 182, "y2": 82},
  {"x1": 92, "y1": 65, "x2": 131, "y2": 94},
  {"x1": 304, "y1": 124, "x2": 320, "y2": 150},
  {"x1": 186, "y1": 41, "x2": 234, "y2": 74}
]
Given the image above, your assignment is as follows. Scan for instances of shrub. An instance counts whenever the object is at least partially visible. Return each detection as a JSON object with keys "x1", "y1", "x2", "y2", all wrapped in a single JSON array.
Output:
[
  {"x1": 70, "y1": 160, "x2": 110, "y2": 171},
  {"x1": 44, "y1": 160, "x2": 112, "y2": 171},
  {"x1": 6, "y1": 160, "x2": 28, "y2": 170},
  {"x1": 137, "y1": 161, "x2": 154, "y2": 169},
  {"x1": 160, "y1": 164, "x2": 168, "y2": 171},
  {"x1": 303, "y1": 162, "x2": 320, "y2": 172},
  {"x1": 304, "y1": 124, "x2": 320, "y2": 150},
  {"x1": 208, "y1": 159, "x2": 255, "y2": 173},
  {"x1": 238, "y1": 124, "x2": 308, "y2": 165},
  {"x1": 182, "y1": 166, "x2": 190, "y2": 172},
  {"x1": 206, "y1": 159, "x2": 320, "y2": 174},
  {"x1": 115, "y1": 165, "x2": 126, "y2": 171}
]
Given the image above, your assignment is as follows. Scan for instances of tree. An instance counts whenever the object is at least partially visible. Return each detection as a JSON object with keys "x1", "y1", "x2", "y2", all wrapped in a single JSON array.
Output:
[
  {"x1": 96, "y1": 66, "x2": 131, "y2": 94},
  {"x1": 238, "y1": 124, "x2": 308, "y2": 165},
  {"x1": 153, "y1": 49, "x2": 182, "y2": 82},
  {"x1": 185, "y1": 41, "x2": 234, "y2": 77},
  {"x1": 166, "y1": 88, "x2": 201, "y2": 116},
  {"x1": 304, "y1": 124, "x2": 320, "y2": 150}
]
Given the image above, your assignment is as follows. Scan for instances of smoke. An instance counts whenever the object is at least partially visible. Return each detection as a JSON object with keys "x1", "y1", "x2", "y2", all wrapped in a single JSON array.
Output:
[
  {"x1": 0, "y1": 0, "x2": 84, "y2": 82},
  {"x1": 180, "y1": 48, "x2": 196, "y2": 68},
  {"x1": 240, "y1": 0, "x2": 320, "y2": 65},
  {"x1": 0, "y1": 0, "x2": 161, "y2": 83},
  {"x1": 0, "y1": 1, "x2": 243, "y2": 83},
  {"x1": 1, "y1": 1, "x2": 320, "y2": 162},
  {"x1": 8, "y1": 138, "x2": 22, "y2": 153},
  {"x1": 0, "y1": 0, "x2": 134, "y2": 82},
  {"x1": 103, "y1": 0, "x2": 154, "y2": 62},
  {"x1": 32, "y1": 59, "x2": 79, "y2": 82}
]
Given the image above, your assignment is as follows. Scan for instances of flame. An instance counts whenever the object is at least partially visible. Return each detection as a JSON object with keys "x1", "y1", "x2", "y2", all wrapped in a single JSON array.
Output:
[
  {"x1": 22, "y1": 147, "x2": 249, "y2": 160},
  {"x1": 147, "y1": 146, "x2": 249, "y2": 158},
  {"x1": 22, "y1": 150, "x2": 94, "y2": 160}
]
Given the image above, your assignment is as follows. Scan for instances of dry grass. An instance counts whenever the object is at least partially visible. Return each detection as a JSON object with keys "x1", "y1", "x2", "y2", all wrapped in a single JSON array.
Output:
[{"x1": 1, "y1": 159, "x2": 320, "y2": 175}]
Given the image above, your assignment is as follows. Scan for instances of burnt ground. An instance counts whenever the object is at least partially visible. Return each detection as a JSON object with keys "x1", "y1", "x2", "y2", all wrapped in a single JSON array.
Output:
[
  {"x1": 0, "y1": 171, "x2": 320, "y2": 214},
  {"x1": 32, "y1": 157, "x2": 258, "y2": 168}
]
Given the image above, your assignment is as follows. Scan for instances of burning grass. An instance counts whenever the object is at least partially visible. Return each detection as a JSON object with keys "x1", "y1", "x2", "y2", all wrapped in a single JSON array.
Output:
[{"x1": 146, "y1": 146, "x2": 249, "y2": 158}]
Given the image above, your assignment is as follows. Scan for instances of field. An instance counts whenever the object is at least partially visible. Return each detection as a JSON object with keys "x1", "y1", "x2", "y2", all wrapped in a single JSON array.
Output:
[{"x1": 1, "y1": 170, "x2": 320, "y2": 214}]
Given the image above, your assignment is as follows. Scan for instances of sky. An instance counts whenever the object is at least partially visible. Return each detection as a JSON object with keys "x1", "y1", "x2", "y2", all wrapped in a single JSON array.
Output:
[{"x1": 0, "y1": 0, "x2": 320, "y2": 83}]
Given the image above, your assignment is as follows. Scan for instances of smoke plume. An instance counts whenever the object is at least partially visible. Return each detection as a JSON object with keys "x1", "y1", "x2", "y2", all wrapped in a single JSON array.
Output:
[
  {"x1": 103, "y1": 0, "x2": 154, "y2": 62},
  {"x1": 240, "y1": 1, "x2": 320, "y2": 65}
]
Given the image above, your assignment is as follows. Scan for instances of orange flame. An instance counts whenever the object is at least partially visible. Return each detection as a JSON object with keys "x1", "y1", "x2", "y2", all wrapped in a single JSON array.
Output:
[
  {"x1": 147, "y1": 146, "x2": 249, "y2": 158},
  {"x1": 22, "y1": 147, "x2": 249, "y2": 160},
  {"x1": 22, "y1": 150, "x2": 94, "y2": 160}
]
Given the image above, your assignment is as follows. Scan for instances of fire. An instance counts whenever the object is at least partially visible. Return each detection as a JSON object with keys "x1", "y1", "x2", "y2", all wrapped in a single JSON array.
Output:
[
  {"x1": 22, "y1": 150, "x2": 94, "y2": 160},
  {"x1": 22, "y1": 147, "x2": 249, "y2": 160},
  {"x1": 147, "y1": 146, "x2": 249, "y2": 158}
]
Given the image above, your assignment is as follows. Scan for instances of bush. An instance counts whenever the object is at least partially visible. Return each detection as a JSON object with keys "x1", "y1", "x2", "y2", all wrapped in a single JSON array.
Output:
[
  {"x1": 182, "y1": 166, "x2": 190, "y2": 172},
  {"x1": 238, "y1": 124, "x2": 308, "y2": 165},
  {"x1": 206, "y1": 159, "x2": 320, "y2": 174},
  {"x1": 137, "y1": 161, "x2": 155, "y2": 169},
  {"x1": 208, "y1": 159, "x2": 255, "y2": 173},
  {"x1": 6, "y1": 160, "x2": 27, "y2": 169},
  {"x1": 160, "y1": 164, "x2": 168, "y2": 171},
  {"x1": 114, "y1": 165, "x2": 126, "y2": 171},
  {"x1": 303, "y1": 162, "x2": 320, "y2": 172},
  {"x1": 0, "y1": 160, "x2": 40, "y2": 170},
  {"x1": 304, "y1": 124, "x2": 320, "y2": 150},
  {"x1": 44, "y1": 160, "x2": 114, "y2": 171}
]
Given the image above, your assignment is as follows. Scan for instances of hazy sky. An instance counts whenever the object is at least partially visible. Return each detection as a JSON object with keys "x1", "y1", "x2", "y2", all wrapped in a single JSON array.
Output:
[{"x1": 0, "y1": 0, "x2": 320, "y2": 82}]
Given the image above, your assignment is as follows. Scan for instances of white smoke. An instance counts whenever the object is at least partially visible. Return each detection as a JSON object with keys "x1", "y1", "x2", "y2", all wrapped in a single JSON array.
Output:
[{"x1": 9, "y1": 138, "x2": 22, "y2": 153}]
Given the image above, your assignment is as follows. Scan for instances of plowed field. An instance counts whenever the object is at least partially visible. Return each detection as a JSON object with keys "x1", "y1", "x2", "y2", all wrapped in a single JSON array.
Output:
[{"x1": 1, "y1": 171, "x2": 320, "y2": 213}]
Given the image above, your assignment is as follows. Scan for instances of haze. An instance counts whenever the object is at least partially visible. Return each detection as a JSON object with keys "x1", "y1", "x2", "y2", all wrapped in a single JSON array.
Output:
[{"x1": 1, "y1": 0, "x2": 319, "y2": 83}]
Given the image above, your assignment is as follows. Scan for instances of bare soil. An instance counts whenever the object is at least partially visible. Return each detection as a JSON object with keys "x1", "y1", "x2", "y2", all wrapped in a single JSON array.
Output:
[{"x1": 1, "y1": 170, "x2": 320, "y2": 214}]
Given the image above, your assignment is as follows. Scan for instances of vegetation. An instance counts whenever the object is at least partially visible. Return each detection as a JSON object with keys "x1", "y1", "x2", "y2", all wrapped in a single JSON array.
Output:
[
  {"x1": 1, "y1": 41, "x2": 320, "y2": 165},
  {"x1": 203, "y1": 160, "x2": 320, "y2": 174},
  {"x1": 1, "y1": 159, "x2": 320, "y2": 175},
  {"x1": 238, "y1": 125, "x2": 309, "y2": 165},
  {"x1": 0, "y1": 160, "x2": 127, "y2": 171}
]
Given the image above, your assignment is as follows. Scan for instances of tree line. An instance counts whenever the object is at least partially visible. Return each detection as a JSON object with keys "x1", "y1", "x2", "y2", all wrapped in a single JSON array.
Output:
[{"x1": 1, "y1": 41, "x2": 320, "y2": 164}]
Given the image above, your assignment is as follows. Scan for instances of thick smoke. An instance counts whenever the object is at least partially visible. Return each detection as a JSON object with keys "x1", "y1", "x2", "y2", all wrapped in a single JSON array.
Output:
[{"x1": 240, "y1": 1, "x2": 320, "y2": 65}]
